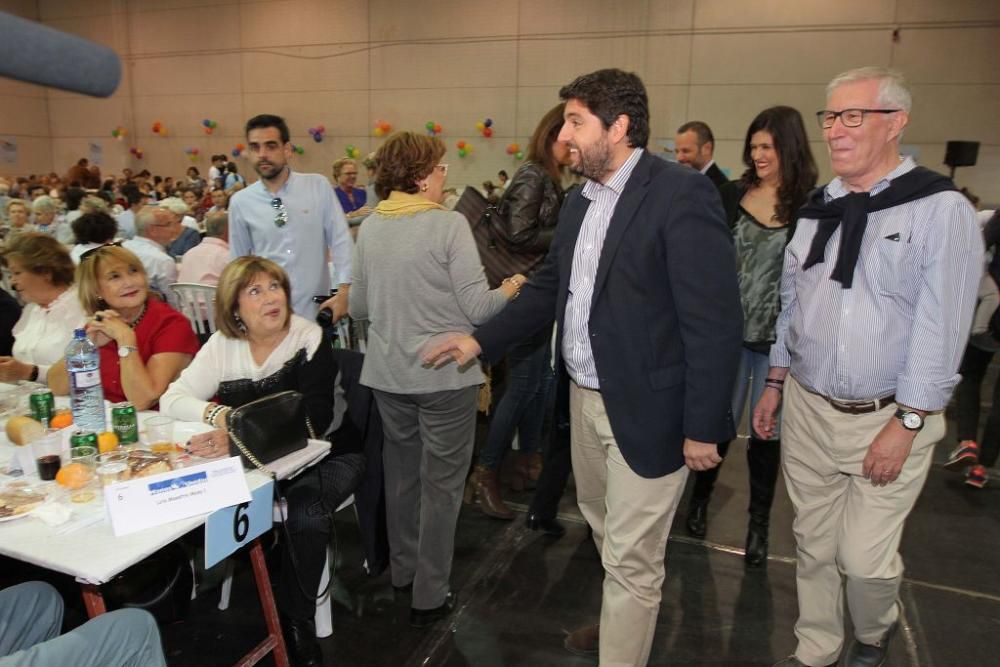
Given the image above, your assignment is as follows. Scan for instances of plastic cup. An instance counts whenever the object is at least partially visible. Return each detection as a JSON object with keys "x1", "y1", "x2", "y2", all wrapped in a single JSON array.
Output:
[
  {"x1": 70, "y1": 445, "x2": 98, "y2": 469},
  {"x1": 96, "y1": 451, "x2": 128, "y2": 486},
  {"x1": 31, "y1": 431, "x2": 62, "y2": 481},
  {"x1": 143, "y1": 416, "x2": 175, "y2": 456}
]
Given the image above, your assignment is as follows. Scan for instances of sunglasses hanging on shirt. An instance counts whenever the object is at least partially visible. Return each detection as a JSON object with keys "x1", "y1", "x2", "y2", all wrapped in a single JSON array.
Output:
[{"x1": 271, "y1": 197, "x2": 288, "y2": 228}]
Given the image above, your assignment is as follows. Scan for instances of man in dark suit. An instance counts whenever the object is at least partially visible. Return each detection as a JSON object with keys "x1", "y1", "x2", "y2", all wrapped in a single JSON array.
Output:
[
  {"x1": 425, "y1": 69, "x2": 742, "y2": 665},
  {"x1": 675, "y1": 120, "x2": 728, "y2": 189}
]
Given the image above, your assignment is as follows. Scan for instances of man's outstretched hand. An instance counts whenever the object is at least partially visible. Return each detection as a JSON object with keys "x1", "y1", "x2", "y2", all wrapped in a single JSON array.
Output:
[{"x1": 421, "y1": 333, "x2": 482, "y2": 368}]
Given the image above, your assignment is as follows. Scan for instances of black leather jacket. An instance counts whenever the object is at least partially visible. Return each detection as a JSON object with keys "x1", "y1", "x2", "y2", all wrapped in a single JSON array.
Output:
[{"x1": 495, "y1": 161, "x2": 564, "y2": 256}]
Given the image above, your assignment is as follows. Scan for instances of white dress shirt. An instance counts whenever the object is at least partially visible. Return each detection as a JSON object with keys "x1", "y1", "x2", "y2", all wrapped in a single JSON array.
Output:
[{"x1": 123, "y1": 236, "x2": 179, "y2": 306}]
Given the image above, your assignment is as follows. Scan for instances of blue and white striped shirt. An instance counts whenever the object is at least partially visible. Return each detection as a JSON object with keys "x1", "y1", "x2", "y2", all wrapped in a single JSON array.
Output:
[
  {"x1": 563, "y1": 148, "x2": 643, "y2": 390},
  {"x1": 770, "y1": 157, "x2": 982, "y2": 411}
]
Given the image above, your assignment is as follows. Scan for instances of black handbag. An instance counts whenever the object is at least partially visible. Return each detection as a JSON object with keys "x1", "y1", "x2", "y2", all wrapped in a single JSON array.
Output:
[
  {"x1": 454, "y1": 186, "x2": 544, "y2": 289},
  {"x1": 227, "y1": 390, "x2": 315, "y2": 474}
]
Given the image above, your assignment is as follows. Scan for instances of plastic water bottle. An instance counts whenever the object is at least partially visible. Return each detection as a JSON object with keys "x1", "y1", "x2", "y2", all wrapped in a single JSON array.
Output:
[{"x1": 66, "y1": 328, "x2": 106, "y2": 432}]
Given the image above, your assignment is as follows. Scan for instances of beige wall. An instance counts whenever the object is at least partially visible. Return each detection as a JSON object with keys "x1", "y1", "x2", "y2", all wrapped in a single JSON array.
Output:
[
  {"x1": 0, "y1": 0, "x2": 53, "y2": 178},
  {"x1": 1, "y1": 0, "x2": 998, "y2": 202}
]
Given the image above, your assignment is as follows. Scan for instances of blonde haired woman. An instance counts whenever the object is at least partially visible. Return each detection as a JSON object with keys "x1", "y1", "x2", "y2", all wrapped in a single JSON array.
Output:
[{"x1": 49, "y1": 245, "x2": 198, "y2": 409}]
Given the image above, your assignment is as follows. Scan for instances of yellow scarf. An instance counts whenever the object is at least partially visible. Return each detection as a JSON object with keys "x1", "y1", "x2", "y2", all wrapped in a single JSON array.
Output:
[{"x1": 374, "y1": 191, "x2": 446, "y2": 218}]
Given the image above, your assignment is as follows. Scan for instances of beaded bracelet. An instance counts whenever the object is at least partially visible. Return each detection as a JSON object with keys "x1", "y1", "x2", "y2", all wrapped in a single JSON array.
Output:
[
  {"x1": 205, "y1": 403, "x2": 224, "y2": 426},
  {"x1": 211, "y1": 406, "x2": 231, "y2": 428}
]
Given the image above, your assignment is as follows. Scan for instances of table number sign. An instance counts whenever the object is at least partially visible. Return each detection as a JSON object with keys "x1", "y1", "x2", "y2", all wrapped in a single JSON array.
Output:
[{"x1": 204, "y1": 479, "x2": 274, "y2": 568}]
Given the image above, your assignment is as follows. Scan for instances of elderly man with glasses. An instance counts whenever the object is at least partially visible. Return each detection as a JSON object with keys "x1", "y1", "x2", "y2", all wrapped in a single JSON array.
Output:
[
  {"x1": 228, "y1": 114, "x2": 353, "y2": 321},
  {"x1": 123, "y1": 206, "x2": 181, "y2": 306},
  {"x1": 754, "y1": 67, "x2": 982, "y2": 667}
]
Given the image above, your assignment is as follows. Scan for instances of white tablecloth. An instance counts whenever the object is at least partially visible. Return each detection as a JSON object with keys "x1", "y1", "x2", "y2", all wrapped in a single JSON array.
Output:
[{"x1": 0, "y1": 400, "x2": 330, "y2": 585}]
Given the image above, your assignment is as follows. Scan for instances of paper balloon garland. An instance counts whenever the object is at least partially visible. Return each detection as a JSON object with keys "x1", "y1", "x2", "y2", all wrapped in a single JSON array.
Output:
[
  {"x1": 231, "y1": 143, "x2": 246, "y2": 158},
  {"x1": 476, "y1": 118, "x2": 493, "y2": 138},
  {"x1": 345, "y1": 145, "x2": 361, "y2": 159},
  {"x1": 309, "y1": 125, "x2": 325, "y2": 142},
  {"x1": 425, "y1": 120, "x2": 443, "y2": 136},
  {"x1": 111, "y1": 126, "x2": 127, "y2": 141},
  {"x1": 372, "y1": 120, "x2": 392, "y2": 137},
  {"x1": 455, "y1": 140, "x2": 471, "y2": 158},
  {"x1": 201, "y1": 119, "x2": 218, "y2": 135}
]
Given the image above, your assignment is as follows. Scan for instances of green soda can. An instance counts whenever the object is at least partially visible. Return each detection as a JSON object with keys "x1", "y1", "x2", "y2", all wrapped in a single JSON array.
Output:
[
  {"x1": 111, "y1": 402, "x2": 139, "y2": 446},
  {"x1": 29, "y1": 388, "x2": 55, "y2": 428},
  {"x1": 70, "y1": 430, "x2": 99, "y2": 451}
]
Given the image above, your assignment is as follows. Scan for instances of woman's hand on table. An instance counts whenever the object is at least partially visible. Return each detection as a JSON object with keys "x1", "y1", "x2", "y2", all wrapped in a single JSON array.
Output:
[
  {"x1": 0, "y1": 356, "x2": 34, "y2": 382},
  {"x1": 187, "y1": 428, "x2": 229, "y2": 459}
]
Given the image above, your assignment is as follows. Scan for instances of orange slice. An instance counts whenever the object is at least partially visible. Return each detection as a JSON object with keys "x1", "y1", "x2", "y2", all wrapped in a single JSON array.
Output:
[{"x1": 49, "y1": 411, "x2": 73, "y2": 430}]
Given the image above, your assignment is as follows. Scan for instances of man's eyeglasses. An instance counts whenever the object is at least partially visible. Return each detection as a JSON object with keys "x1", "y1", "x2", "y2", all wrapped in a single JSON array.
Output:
[
  {"x1": 816, "y1": 108, "x2": 901, "y2": 130},
  {"x1": 79, "y1": 241, "x2": 123, "y2": 262},
  {"x1": 271, "y1": 197, "x2": 288, "y2": 228}
]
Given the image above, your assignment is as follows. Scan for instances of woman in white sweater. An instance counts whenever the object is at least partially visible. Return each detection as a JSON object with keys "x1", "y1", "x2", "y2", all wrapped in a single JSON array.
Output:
[
  {"x1": 160, "y1": 256, "x2": 364, "y2": 666},
  {"x1": 0, "y1": 233, "x2": 86, "y2": 384}
]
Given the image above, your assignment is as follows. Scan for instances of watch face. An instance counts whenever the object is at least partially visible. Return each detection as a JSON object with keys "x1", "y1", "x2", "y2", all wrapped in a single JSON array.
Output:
[
  {"x1": 902, "y1": 412, "x2": 923, "y2": 429},
  {"x1": 118, "y1": 346, "x2": 131, "y2": 358}
]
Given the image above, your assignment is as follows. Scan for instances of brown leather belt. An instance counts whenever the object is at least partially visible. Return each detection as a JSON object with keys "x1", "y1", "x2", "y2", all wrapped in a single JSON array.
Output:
[{"x1": 823, "y1": 393, "x2": 896, "y2": 415}]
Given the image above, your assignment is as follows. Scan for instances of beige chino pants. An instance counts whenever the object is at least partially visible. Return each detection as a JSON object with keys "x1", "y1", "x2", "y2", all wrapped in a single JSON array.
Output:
[
  {"x1": 782, "y1": 376, "x2": 943, "y2": 667},
  {"x1": 570, "y1": 382, "x2": 689, "y2": 667}
]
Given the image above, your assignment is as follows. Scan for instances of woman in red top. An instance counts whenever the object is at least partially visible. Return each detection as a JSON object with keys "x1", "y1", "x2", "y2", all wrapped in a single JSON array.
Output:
[{"x1": 50, "y1": 244, "x2": 199, "y2": 408}]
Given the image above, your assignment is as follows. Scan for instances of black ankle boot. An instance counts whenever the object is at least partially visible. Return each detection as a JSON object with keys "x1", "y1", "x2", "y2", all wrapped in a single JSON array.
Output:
[
  {"x1": 686, "y1": 502, "x2": 708, "y2": 538},
  {"x1": 281, "y1": 615, "x2": 323, "y2": 666},
  {"x1": 744, "y1": 520, "x2": 769, "y2": 567}
]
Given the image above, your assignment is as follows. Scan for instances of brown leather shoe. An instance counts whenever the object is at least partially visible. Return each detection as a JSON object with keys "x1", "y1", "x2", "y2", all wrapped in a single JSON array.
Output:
[
  {"x1": 564, "y1": 623, "x2": 599, "y2": 657},
  {"x1": 473, "y1": 465, "x2": 515, "y2": 519}
]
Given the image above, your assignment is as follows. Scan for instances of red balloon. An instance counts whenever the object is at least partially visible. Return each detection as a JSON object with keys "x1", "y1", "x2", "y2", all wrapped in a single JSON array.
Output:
[{"x1": 483, "y1": 127, "x2": 493, "y2": 138}]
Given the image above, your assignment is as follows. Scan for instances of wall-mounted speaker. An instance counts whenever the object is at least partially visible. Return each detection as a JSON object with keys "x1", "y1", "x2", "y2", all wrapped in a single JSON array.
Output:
[{"x1": 944, "y1": 141, "x2": 980, "y2": 168}]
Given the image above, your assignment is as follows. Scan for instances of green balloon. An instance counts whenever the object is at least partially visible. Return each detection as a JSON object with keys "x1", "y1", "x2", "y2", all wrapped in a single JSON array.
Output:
[{"x1": 514, "y1": 151, "x2": 524, "y2": 160}]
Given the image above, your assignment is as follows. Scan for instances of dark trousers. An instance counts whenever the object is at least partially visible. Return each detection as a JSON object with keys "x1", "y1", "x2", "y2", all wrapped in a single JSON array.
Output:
[
  {"x1": 479, "y1": 325, "x2": 554, "y2": 470},
  {"x1": 690, "y1": 438, "x2": 782, "y2": 527},
  {"x1": 954, "y1": 343, "x2": 1000, "y2": 467},
  {"x1": 277, "y1": 452, "x2": 367, "y2": 620},
  {"x1": 528, "y1": 366, "x2": 572, "y2": 520}
]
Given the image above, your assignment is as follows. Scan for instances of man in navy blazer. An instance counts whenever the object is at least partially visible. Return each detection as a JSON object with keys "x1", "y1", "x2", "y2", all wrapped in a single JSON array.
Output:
[{"x1": 425, "y1": 69, "x2": 742, "y2": 665}]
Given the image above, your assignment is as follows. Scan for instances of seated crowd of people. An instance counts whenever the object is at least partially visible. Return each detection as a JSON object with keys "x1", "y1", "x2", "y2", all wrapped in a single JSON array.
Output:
[{"x1": 0, "y1": 63, "x2": 995, "y2": 667}]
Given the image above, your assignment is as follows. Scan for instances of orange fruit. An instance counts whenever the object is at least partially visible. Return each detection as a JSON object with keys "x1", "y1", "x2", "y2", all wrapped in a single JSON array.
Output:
[
  {"x1": 97, "y1": 431, "x2": 119, "y2": 453},
  {"x1": 56, "y1": 462, "x2": 94, "y2": 489},
  {"x1": 49, "y1": 411, "x2": 73, "y2": 430}
]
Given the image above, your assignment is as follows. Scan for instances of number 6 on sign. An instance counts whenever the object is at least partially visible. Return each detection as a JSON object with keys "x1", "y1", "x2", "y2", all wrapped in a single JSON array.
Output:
[{"x1": 205, "y1": 480, "x2": 274, "y2": 569}]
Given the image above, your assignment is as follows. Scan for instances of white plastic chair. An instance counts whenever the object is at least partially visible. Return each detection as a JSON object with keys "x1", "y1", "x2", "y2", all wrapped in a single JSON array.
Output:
[
  {"x1": 218, "y1": 493, "x2": 356, "y2": 639},
  {"x1": 169, "y1": 282, "x2": 217, "y2": 338}
]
